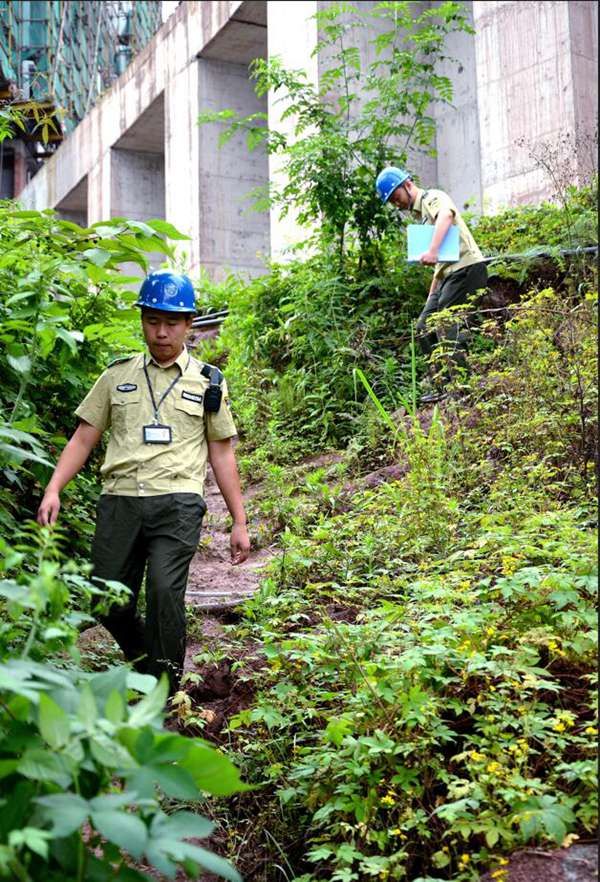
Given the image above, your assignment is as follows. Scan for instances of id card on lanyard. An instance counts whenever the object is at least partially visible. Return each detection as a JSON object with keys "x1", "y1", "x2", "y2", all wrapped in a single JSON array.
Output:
[{"x1": 142, "y1": 354, "x2": 190, "y2": 445}]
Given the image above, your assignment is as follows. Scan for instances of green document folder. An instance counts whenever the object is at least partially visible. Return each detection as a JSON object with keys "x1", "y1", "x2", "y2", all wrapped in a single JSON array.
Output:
[{"x1": 406, "y1": 224, "x2": 460, "y2": 263}]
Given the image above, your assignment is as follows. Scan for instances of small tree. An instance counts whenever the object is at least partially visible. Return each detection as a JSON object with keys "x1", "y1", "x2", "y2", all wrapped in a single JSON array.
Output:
[{"x1": 198, "y1": 1, "x2": 473, "y2": 269}]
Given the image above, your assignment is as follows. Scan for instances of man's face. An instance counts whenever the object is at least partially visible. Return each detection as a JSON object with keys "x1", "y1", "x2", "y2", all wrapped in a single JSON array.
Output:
[
  {"x1": 141, "y1": 309, "x2": 193, "y2": 364},
  {"x1": 389, "y1": 184, "x2": 412, "y2": 210}
]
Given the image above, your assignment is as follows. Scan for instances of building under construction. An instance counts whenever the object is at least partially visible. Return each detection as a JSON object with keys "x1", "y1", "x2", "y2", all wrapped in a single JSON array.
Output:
[{"x1": 0, "y1": 1, "x2": 162, "y2": 198}]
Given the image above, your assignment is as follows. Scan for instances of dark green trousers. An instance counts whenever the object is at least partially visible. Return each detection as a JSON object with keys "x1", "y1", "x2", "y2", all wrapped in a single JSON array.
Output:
[
  {"x1": 416, "y1": 261, "x2": 488, "y2": 370},
  {"x1": 92, "y1": 493, "x2": 206, "y2": 693}
]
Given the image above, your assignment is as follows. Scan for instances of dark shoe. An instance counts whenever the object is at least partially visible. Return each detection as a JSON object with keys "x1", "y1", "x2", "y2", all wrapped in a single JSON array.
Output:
[{"x1": 420, "y1": 389, "x2": 448, "y2": 405}]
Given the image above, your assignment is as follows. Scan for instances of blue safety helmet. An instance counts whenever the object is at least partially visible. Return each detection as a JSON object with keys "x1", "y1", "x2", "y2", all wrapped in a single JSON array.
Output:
[
  {"x1": 375, "y1": 166, "x2": 411, "y2": 204},
  {"x1": 135, "y1": 270, "x2": 196, "y2": 314}
]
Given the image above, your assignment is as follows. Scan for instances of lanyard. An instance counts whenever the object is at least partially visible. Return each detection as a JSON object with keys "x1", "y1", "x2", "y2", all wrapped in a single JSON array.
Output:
[{"x1": 143, "y1": 353, "x2": 190, "y2": 424}]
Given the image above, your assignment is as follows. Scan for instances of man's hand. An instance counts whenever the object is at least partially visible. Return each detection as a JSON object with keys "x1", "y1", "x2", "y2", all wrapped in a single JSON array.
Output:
[
  {"x1": 36, "y1": 421, "x2": 102, "y2": 527},
  {"x1": 37, "y1": 490, "x2": 61, "y2": 526},
  {"x1": 230, "y1": 522, "x2": 250, "y2": 565},
  {"x1": 419, "y1": 249, "x2": 439, "y2": 266}
]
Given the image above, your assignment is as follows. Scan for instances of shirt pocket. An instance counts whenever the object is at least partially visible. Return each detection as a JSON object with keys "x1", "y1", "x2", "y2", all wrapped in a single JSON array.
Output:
[
  {"x1": 174, "y1": 391, "x2": 206, "y2": 436},
  {"x1": 110, "y1": 389, "x2": 142, "y2": 435}
]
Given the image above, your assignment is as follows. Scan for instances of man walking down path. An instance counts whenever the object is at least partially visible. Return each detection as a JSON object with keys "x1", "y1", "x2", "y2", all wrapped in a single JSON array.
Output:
[
  {"x1": 37, "y1": 270, "x2": 250, "y2": 693},
  {"x1": 376, "y1": 166, "x2": 488, "y2": 403}
]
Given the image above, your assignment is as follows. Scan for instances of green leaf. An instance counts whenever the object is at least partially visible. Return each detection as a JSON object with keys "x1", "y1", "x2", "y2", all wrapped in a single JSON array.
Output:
[
  {"x1": 105, "y1": 688, "x2": 125, "y2": 724},
  {"x1": 77, "y1": 684, "x2": 98, "y2": 729},
  {"x1": 35, "y1": 793, "x2": 89, "y2": 837},
  {"x1": 127, "y1": 676, "x2": 169, "y2": 726},
  {"x1": 0, "y1": 759, "x2": 18, "y2": 780},
  {"x1": 151, "y1": 764, "x2": 200, "y2": 800},
  {"x1": 8, "y1": 827, "x2": 51, "y2": 859},
  {"x1": 175, "y1": 844, "x2": 242, "y2": 881},
  {"x1": 82, "y1": 247, "x2": 111, "y2": 267},
  {"x1": 17, "y1": 749, "x2": 72, "y2": 788},
  {"x1": 146, "y1": 219, "x2": 190, "y2": 241},
  {"x1": 179, "y1": 741, "x2": 250, "y2": 797},
  {"x1": 323, "y1": 716, "x2": 353, "y2": 746},
  {"x1": 90, "y1": 734, "x2": 137, "y2": 769},
  {"x1": 155, "y1": 811, "x2": 213, "y2": 841},
  {"x1": 38, "y1": 692, "x2": 70, "y2": 749},
  {"x1": 91, "y1": 810, "x2": 148, "y2": 860},
  {"x1": 7, "y1": 353, "x2": 32, "y2": 375}
]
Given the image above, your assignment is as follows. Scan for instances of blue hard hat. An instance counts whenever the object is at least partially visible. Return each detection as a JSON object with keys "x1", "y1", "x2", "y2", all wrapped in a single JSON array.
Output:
[
  {"x1": 375, "y1": 166, "x2": 411, "y2": 203},
  {"x1": 135, "y1": 270, "x2": 196, "y2": 313}
]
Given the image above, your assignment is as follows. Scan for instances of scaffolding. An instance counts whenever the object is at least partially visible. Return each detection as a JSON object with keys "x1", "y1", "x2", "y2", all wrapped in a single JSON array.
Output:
[{"x1": 0, "y1": 1, "x2": 162, "y2": 139}]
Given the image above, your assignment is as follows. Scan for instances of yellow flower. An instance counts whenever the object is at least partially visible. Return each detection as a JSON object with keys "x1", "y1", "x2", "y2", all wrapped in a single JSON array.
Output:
[
  {"x1": 553, "y1": 721, "x2": 566, "y2": 732},
  {"x1": 584, "y1": 726, "x2": 597, "y2": 735},
  {"x1": 491, "y1": 870, "x2": 508, "y2": 879},
  {"x1": 486, "y1": 761, "x2": 502, "y2": 773},
  {"x1": 470, "y1": 750, "x2": 484, "y2": 761},
  {"x1": 458, "y1": 853, "x2": 471, "y2": 869},
  {"x1": 486, "y1": 627, "x2": 495, "y2": 636},
  {"x1": 381, "y1": 795, "x2": 395, "y2": 807}
]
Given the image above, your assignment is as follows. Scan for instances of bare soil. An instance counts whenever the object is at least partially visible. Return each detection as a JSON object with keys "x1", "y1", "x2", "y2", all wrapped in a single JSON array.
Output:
[{"x1": 479, "y1": 844, "x2": 598, "y2": 882}]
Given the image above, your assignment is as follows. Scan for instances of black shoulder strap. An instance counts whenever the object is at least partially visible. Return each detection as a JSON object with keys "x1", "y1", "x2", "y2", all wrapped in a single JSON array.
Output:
[
  {"x1": 197, "y1": 361, "x2": 224, "y2": 413},
  {"x1": 199, "y1": 363, "x2": 224, "y2": 385}
]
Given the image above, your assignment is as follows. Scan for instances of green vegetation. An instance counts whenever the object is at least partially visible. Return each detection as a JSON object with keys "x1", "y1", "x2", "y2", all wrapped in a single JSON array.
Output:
[
  {"x1": 0, "y1": 120, "x2": 247, "y2": 880},
  {"x1": 193, "y1": 68, "x2": 598, "y2": 871},
  {"x1": 1, "y1": 2, "x2": 598, "y2": 879},
  {"x1": 192, "y1": 256, "x2": 597, "y2": 880}
]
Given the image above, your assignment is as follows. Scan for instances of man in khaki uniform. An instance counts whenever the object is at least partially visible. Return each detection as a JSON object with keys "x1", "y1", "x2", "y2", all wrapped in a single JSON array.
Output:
[
  {"x1": 376, "y1": 166, "x2": 488, "y2": 403},
  {"x1": 38, "y1": 270, "x2": 250, "y2": 692}
]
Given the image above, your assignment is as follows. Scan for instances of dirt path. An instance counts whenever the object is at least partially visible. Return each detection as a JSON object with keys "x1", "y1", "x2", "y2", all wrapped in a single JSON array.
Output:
[
  {"x1": 183, "y1": 464, "x2": 275, "y2": 675},
  {"x1": 186, "y1": 466, "x2": 273, "y2": 613}
]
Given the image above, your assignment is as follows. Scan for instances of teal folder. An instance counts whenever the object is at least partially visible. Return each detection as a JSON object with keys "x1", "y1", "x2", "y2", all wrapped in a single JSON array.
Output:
[{"x1": 406, "y1": 224, "x2": 460, "y2": 263}]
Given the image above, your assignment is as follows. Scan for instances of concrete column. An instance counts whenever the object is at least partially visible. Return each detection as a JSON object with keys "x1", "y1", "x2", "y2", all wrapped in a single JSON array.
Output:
[
  {"x1": 13, "y1": 141, "x2": 28, "y2": 197},
  {"x1": 433, "y1": 0, "x2": 482, "y2": 211},
  {"x1": 87, "y1": 152, "x2": 112, "y2": 225},
  {"x1": 267, "y1": 0, "x2": 319, "y2": 259},
  {"x1": 164, "y1": 55, "x2": 202, "y2": 273},
  {"x1": 473, "y1": 1, "x2": 583, "y2": 210},
  {"x1": 197, "y1": 57, "x2": 270, "y2": 280},
  {"x1": 568, "y1": 1, "x2": 599, "y2": 184}
]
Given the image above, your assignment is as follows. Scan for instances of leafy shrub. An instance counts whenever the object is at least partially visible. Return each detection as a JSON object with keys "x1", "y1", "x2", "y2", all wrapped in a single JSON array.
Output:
[
  {"x1": 0, "y1": 201, "x2": 188, "y2": 548},
  {"x1": 0, "y1": 531, "x2": 246, "y2": 882}
]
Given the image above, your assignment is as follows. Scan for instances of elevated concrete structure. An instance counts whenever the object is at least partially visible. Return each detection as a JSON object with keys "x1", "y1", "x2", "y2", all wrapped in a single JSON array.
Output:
[{"x1": 18, "y1": 1, "x2": 598, "y2": 278}]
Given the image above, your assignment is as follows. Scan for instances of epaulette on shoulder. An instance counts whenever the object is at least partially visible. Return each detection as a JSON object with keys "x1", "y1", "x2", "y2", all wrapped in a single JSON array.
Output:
[{"x1": 107, "y1": 354, "x2": 136, "y2": 368}]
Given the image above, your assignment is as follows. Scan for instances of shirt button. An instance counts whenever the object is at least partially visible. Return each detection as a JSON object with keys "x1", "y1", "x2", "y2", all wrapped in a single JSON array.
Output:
[{"x1": 139, "y1": 483, "x2": 144, "y2": 488}]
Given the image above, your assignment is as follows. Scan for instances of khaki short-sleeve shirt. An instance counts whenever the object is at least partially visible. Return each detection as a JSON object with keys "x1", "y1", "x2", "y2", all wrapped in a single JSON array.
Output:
[
  {"x1": 411, "y1": 187, "x2": 484, "y2": 282},
  {"x1": 75, "y1": 348, "x2": 237, "y2": 497}
]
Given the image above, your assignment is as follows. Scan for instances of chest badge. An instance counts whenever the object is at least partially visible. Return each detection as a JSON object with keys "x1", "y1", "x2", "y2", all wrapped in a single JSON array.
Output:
[
  {"x1": 116, "y1": 383, "x2": 138, "y2": 393},
  {"x1": 181, "y1": 390, "x2": 203, "y2": 404}
]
